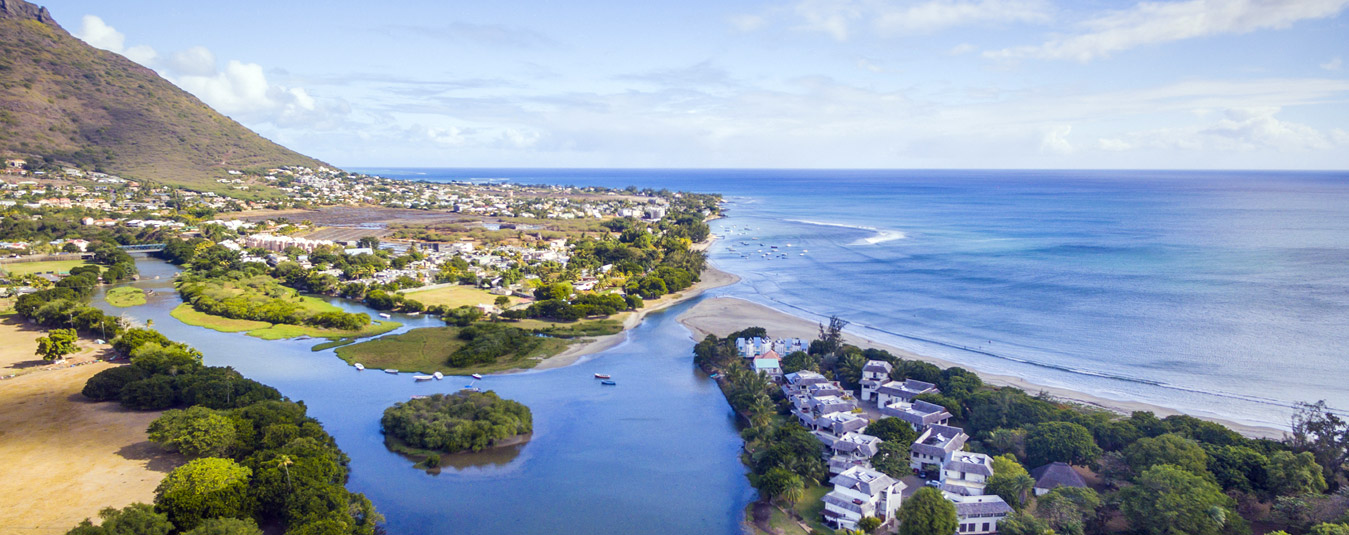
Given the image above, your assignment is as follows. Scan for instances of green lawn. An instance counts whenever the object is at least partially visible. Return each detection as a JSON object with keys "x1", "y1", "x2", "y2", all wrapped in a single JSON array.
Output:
[
  {"x1": 105, "y1": 286, "x2": 147, "y2": 308},
  {"x1": 336, "y1": 325, "x2": 573, "y2": 375},
  {"x1": 504, "y1": 314, "x2": 628, "y2": 338},
  {"x1": 0, "y1": 259, "x2": 96, "y2": 277},
  {"x1": 401, "y1": 285, "x2": 513, "y2": 309},
  {"x1": 172, "y1": 303, "x2": 400, "y2": 341}
]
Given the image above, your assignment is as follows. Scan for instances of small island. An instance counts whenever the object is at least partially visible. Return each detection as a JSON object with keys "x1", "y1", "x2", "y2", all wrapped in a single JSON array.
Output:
[
  {"x1": 381, "y1": 391, "x2": 533, "y2": 463},
  {"x1": 103, "y1": 286, "x2": 147, "y2": 308}
]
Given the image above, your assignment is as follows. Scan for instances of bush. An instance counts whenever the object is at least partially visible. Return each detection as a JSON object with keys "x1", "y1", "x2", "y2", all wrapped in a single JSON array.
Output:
[
  {"x1": 381, "y1": 391, "x2": 532, "y2": 453},
  {"x1": 120, "y1": 375, "x2": 179, "y2": 410},
  {"x1": 82, "y1": 365, "x2": 148, "y2": 401}
]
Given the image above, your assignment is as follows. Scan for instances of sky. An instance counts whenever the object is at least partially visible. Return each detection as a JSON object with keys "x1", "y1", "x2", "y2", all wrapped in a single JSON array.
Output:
[{"x1": 43, "y1": 0, "x2": 1349, "y2": 169}]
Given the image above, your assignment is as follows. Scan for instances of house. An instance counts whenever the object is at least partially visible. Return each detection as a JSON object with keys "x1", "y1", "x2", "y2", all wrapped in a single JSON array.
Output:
[
  {"x1": 874, "y1": 378, "x2": 940, "y2": 407},
  {"x1": 1030, "y1": 462, "x2": 1088, "y2": 496},
  {"x1": 951, "y1": 495, "x2": 1013, "y2": 534},
  {"x1": 782, "y1": 371, "x2": 830, "y2": 395},
  {"x1": 879, "y1": 399, "x2": 952, "y2": 430},
  {"x1": 753, "y1": 354, "x2": 783, "y2": 379},
  {"x1": 859, "y1": 360, "x2": 893, "y2": 401},
  {"x1": 941, "y1": 452, "x2": 994, "y2": 496},
  {"x1": 808, "y1": 411, "x2": 868, "y2": 437},
  {"x1": 910, "y1": 424, "x2": 969, "y2": 472},
  {"x1": 822, "y1": 466, "x2": 905, "y2": 531},
  {"x1": 825, "y1": 432, "x2": 883, "y2": 473}
]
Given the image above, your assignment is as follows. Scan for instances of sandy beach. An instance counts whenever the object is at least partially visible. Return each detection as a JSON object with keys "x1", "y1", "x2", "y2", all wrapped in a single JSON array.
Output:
[
  {"x1": 677, "y1": 296, "x2": 1285, "y2": 439},
  {"x1": 0, "y1": 318, "x2": 184, "y2": 531}
]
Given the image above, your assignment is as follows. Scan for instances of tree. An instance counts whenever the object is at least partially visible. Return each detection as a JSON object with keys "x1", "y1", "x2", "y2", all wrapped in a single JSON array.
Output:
[
  {"x1": 899, "y1": 487, "x2": 958, "y2": 535},
  {"x1": 494, "y1": 295, "x2": 510, "y2": 308},
  {"x1": 66, "y1": 503, "x2": 173, "y2": 535},
  {"x1": 36, "y1": 328, "x2": 78, "y2": 361},
  {"x1": 1124, "y1": 433, "x2": 1209, "y2": 476},
  {"x1": 816, "y1": 315, "x2": 847, "y2": 356},
  {"x1": 858, "y1": 516, "x2": 883, "y2": 533},
  {"x1": 1266, "y1": 450, "x2": 1328, "y2": 497},
  {"x1": 871, "y1": 441, "x2": 913, "y2": 479},
  {"x1": 780, "y1": 351, "x2": 818, "y2": 374},
  {"x1": 997, "y1": 510, "x2": 1054, "y2": 535},
  {"x1": 182, "y1": 518, "x2": 263, "y2": 535},
  {"x1": 1037, "y1": 487, "x2": 1102, "y2": 535},
  {"x1": 1308, "y1": 524, "x2": 1349, "y2": 535},
  {"x1": 1120, "y1": 464, "x2": 1237, "y2": 535},
  {"x1": 1025, "y1": 421, "x2": 1101, "y2": 468},
  {"x1": 154, "y1": 458, "x2": 253, "y2": 531},
  {"x1": 986, "y1": 454, "x2": 1035, "y2": 509},
  {"x1": 147, "y1": 406, "x2": 237, "y2": 458},
  {"x1": 1288, "y1": 400, "x2": 1349, "y2": 489},
  {"x1": 867, "y1": 417, "x2": 919, "y2": 445},
  {"x1": 1205, "y1": 444, "x2": 1268, "y2": 493},
  {"x1": 755, "y1": 467, "x2": 804, "y2": 505}
]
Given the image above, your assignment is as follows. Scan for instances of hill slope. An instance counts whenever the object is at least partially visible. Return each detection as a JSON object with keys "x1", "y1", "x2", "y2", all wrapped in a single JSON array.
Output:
[{"x1": 0, "y1": 0, "x2": 327, "y2": 188}]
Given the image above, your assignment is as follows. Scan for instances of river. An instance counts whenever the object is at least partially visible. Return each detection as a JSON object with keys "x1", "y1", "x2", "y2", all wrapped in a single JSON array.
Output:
[{"x1": 96, "y1": 257, "x2": 756, "y2": 535}]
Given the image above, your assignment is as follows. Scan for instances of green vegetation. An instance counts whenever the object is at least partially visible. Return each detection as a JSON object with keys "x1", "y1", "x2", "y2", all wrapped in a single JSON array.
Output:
[
  {"x1": 171, "y1": 304, "x2": 270, "y2": 333},
  {"x1": 171, "y1": 303, "x2": 399, "y2": 341},
  {"x1": 899, "y1": 487, "x2": 958, "y2": 535},
  {"x1": 401, "y1": 285, "x2": 511, "y2": 309},
  {"x1": 62, "y1": 317, "x2": 382, "y2": 534},
  {"x1": 0, "y1": 7, "x2": 324, "y2": 189},
  {"x1": 0, "y1": 259, "x2": 94, "y2": 276},
  {"x1": 697, "y1": 319, "x2": 1349, "y2": 535},
  {"x1": 177, "y1": 275, "x2": 372, "y2": 331},
  {"x1": 106, "y1": 286, "x2": 147, "y2": 307},
  {"x1": 381, "y1": 391, "x2": 532, "y2": 454},
  {"x1": 35, "y1": 327, "x2": 78, "y2": 361},
  {"x1": 336, "y1": 324, "x2": 571, "y2": 375}
]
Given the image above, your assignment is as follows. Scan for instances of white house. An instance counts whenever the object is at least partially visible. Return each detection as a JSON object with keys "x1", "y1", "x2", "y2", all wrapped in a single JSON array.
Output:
[
  {"x1": 951, "y1": 495, "x2": 1013, "y2": 534},
  {"x1": 941, "y1": 452, "x2": 994, "y2": 496},
  {"x1": 880, "y1": 399, "x2": 953, "y2": 431},
  {"x1": 859, "y1": 360, "x2": 893, "y2": 401},
  {"x1": 874, "y1": 378, "x2": 940, "y2": 407},
  {"x1": 822, "y1": 466, "x2": 905, "y2": 531},
  {"x1": 825, "y1": 432, "x2": 883, "y2": 474},
  {"x1": 910, "y1": 424, "x2": 969, "y2": 472}
]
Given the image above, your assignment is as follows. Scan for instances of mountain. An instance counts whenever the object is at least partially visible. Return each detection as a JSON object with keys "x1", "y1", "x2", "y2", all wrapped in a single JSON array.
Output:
[{"x1": 0, "y1": 0, "x2": 327, "y2": 189}]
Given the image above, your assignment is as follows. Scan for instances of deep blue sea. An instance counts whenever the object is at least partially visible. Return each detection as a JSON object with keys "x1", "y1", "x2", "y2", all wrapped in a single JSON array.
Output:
[{"x1": 358, "y1": 168, "x2": 1349, "y2": 430}]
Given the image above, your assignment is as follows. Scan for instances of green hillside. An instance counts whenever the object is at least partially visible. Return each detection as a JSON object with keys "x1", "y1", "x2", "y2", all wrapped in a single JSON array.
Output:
[{"x1": 0, "y1": 0, "x2": 327, "y2": 189}]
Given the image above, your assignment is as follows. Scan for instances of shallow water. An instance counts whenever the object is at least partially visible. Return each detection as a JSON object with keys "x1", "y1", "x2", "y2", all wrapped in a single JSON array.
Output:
[{"x1": 98, "y1": 258, "x2": 755, "y2": 535}]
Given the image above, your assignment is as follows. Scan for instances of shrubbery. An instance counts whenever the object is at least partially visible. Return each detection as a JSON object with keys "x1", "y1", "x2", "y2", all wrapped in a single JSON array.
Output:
[
  {"x1": 448, "y1": 323, "x2": 542, "y2": 367},
  {"x1": 381, "y1": 391, "x2": 532, "y2": 453}
]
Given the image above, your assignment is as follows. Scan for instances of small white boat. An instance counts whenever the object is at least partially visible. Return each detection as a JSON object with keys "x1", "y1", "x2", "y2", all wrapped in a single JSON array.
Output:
[
  {"x1": 433, "y1": 371, "x2": 444, "y2": 380},
  {"x1": 379, "y1": 313, "x2": 392, "y2": 319},
  {"x1": 384, "y1": 369, "x2": 399, "y2": 374},
  {"x1": 408, "y1": 311, "x2": 420, "y2": 316},
  {"x1": 414, "y1": 375, "x2": 435, "y2": 381},
  {"x1": 471, "y1": 373, "x2": 484, "y2": 380},
  {"x1": 354, "y1": 363, "x2": 365, "y2": 371}
]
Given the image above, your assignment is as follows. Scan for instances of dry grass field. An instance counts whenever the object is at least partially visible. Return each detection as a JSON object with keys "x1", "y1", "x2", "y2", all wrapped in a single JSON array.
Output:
[{"x1": 0, "y1": 318, "x2": 183, "y2": 532}]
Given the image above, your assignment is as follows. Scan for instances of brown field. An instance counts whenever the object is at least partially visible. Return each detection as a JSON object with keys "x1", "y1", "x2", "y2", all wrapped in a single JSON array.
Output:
[{"x1": 0, "y1": 318, "x2": 183, "y2": 532}]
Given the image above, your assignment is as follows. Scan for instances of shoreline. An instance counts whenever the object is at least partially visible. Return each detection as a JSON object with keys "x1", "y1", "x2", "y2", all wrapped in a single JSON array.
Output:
[{"x1": 677, "y1": 296, "x2": 1285, "y2": 440}]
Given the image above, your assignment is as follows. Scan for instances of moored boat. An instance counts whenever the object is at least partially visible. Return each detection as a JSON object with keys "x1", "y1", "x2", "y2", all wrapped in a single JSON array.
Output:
[
  {"x1": 354, "y1": 363, "x2": 365, "y2": 371},
  {"x1": 594, "y1": 373, "x2": 611, "y2": 379},
  {"x1": 601, "y1": 380, "x2": 617, "y2": 386},
  {"x1": 384, "y1": 369, "x2": 399, "y2": 374},
  {"x1": 378, "y1": 313, "x2": 392, "y2": 319},
  {"x1": 471, "y1": 373, "x2": 484, "y2": 380},
  {"x1": 433, "y1": 371, "x2": 444, "y2": 380},
  {"x1": 414, "y1": 375, "x2": 435, "y2": 381}
]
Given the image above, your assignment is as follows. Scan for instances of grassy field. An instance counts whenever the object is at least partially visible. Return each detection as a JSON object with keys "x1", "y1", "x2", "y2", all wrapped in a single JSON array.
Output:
[
  {"x1": 170, "y1": 303, "x2": 400, "y2": 341},
  {"x1": 105, "y1": 286, "x2": 147, "y2": 308},
  {"x1": 505, "y1": 314, "x2": 628, "y2": 338},
  {"x1": 336, "y1": 325, "x2": 572, "y2": 374},
  {"x1": 401, "y1": 284, "x2": 513, "y2": 309},
  {"x1": 0, "y1": 259, "x2": 96, "y2": 277}
]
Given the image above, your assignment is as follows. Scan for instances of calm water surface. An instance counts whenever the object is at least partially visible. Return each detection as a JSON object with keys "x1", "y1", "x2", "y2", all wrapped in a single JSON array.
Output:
[{"x1": 98, "y1": 258, "x2": 755, "y2": 535}]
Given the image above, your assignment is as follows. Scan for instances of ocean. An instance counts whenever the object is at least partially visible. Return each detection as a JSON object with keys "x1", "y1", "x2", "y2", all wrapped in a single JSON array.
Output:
[{"x1": 358, "y1": 168, "x2": 1349, "y2": 430}]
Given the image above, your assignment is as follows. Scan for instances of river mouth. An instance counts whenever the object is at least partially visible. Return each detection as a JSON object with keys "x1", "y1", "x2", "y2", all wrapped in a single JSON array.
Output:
[{"x1": 97, "y1": 256, "x2": 756, "y2": 535}]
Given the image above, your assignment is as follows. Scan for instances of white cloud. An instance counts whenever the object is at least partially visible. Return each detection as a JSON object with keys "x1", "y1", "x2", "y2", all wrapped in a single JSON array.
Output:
[
  {"x1": 783, "y1": 0, "x2": 1047, "y2": 40},
  {"x1": 988, "y1": 0, "x2": 1349, "y2": 62},
  {"x1": 1040, "y1": 124, "x2": 1074, "y2": 153},
  {"x1": 1322, "y1": 57, "x2": 1343, "y2": 71},
  {"x1": 74, "y1": 15, "x2": 159, "y2": 64},
  {"x1": 729, "y1": 14, "x2": 767, "y2": 32},
  {"x1": 1096, "y1": 107, "x2": 1346, "y2": 153},
  {"x1": 168, "y1": 46, "x2": 218, "y2": 77},
  {"x1": 949, "y1": 43, "x2": 977, "y2": 55}
]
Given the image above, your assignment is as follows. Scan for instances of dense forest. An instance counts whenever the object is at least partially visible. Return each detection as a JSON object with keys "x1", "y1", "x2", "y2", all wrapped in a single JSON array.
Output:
[{"x1": 381, "y1": 391, "x2": 533, "y2": 454}]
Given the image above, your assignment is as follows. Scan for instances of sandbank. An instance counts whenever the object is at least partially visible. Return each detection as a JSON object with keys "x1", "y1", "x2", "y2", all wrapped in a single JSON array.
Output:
[{"x1": 677, "y1": 296, "x2": 1284, "y2": 439}]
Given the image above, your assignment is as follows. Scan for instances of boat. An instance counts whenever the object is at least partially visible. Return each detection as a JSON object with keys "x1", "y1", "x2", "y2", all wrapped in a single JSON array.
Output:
[
  {"x1": 709, "y1": 373, "x2": 720, "y2": 379},
  {"x1": 463, "y1": 386, "x2": 481, "y2": 392},
  {"x1": 354, "y1": 363, "x2": 365, "y2": 371},
  {"x1": 410, "y1": 395, "x2": 429, "y2": 400},
  {"x1": 601, "y1": 380, "x2": 617, "y2": 386},
  {"x1": 384, "y1": 369, "x2": 399, "y2": 374},
  {"x1": 471, "y1": 373, "x2": 484, "y2": 380},
  {"x1": 433, "y1": 371, "x2": 444, "y2": 380},
  {"x1": 594, "y1": 373, "x2": 611, "y2": 379},
  {"x1": 379, "y1": 313, "x2": 392, "y2": 319},
  {"x1": 408, "y1": 311, "x2": 420, "y2": 316},
  {"x1": 414, "y1": 375, "x2": 435, "y2": 381}
]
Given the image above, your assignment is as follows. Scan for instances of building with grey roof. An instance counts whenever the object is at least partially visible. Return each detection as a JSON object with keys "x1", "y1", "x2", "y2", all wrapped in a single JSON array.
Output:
[
  {"x1": 859, "y1": 360, "x2": 893, "y2": 402},
  {"x1": 910, "y1": 424, "x2": 969, "y2": 472},
  {"x1": 951, "y1": 495, "x2": 1012, "y2": 534},
  {"x1": 822, "y1": 466, "x2": 905, "y2": 531},
  {"x1": 1030, "y1": 462, "x2": 1088, "y2": 496},
  {"x1": 879, "y1": 399, "x2": 952, "y2": 430},
  {"x1": 875, "y1": 378, "x2": 940, "y2": 406},
  {"x1": 942, "y1": 452, "x2": 994, "y2": 495}
]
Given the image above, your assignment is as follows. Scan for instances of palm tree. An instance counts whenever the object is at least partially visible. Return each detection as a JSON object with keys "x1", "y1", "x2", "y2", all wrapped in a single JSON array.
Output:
[{"x1": 275, "y1": 454, "x2": 294, "y2": 490}]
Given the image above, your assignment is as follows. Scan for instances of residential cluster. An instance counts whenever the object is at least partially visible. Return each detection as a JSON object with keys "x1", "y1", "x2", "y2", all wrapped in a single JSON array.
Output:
[{"x1": 734, "y1": 341, "x2": 1090, "y2": 534}]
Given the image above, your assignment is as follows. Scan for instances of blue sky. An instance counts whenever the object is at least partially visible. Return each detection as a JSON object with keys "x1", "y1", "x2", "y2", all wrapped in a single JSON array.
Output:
[{"x1": 47, "y1": 0, "x2": 1349, "y2": 169}]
